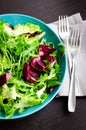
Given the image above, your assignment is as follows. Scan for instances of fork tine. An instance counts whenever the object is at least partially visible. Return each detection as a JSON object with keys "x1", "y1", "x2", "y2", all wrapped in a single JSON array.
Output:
[
  {"x1": 63, "y1": 16, "x2": 66, "y2": 32},
  {"x1": 75, "y1": 30, "x2": 80, "y2": 46},
  {"x1": 59, "y1": 16, "x2": 61, "y2": 32},
  {"x1": 63, "y1": 15, "x2": 67, "y2": 32},
  {"x1": 61, "y1": 16, "x2": 64, "y2": 32},
  {"x1": 66, "y1": 16, "x2": 69, "y2": 32},
  {"x1": 73, "y1": 30, "x2": 77, "y2": 46},
  {"x1": 59, "y1": 16, "x2": 62, "y2": 31},
  {"x1": 69, "y1": 29, "x2": 75, "y2": 46},
  {"x1": 59, "y1": 16, "x2": 64, "y2": 32}
]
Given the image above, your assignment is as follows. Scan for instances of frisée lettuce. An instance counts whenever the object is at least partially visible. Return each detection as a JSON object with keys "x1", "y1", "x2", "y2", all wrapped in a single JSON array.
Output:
[{"x1": 0, "y1": 19, "x2": 65, "y2": 118}]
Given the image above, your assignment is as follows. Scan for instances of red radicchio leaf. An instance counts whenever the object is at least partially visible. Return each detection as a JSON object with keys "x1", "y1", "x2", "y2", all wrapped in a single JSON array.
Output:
[
  {"x1": 45, "y1": 55, "x2": 57, "y2": 63},
  {"x1": 23, "y1": 62, "x2": 40, "y2": 83},
  {"x1": 39, "y1": 44, "x2": 56, "y2": 56},
  {"x1": 0, "y1": 73, "x2": 11, "y2": 86},
  {"x1": 36, "y1": 57, "x2": 46, "y2": 68},
  {"x1": 30, "y1": 57, "x2": 46, "y2": 72}
]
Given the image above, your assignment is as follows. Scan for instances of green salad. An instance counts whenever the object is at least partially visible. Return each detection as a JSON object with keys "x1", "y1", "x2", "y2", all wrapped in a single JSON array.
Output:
[{"x1": 0, "y1": 19, "x2": 65, "y2": 118}]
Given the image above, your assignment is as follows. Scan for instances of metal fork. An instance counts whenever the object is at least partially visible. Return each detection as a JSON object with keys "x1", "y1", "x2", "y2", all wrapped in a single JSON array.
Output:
[
  {"x1": 58, "y1": 16, "x2": 72, "y2": 71},
  {"x1": 68, "y1": 29, "x2": 81, "y2": 112}
]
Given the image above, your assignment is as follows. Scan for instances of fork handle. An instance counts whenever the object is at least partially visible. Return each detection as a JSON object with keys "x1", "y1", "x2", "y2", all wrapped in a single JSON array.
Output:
[
  {"x1": 68, "y1": 58, "x2": 76, "y2": 112},
  {"x1": 66, "y1": 39, "x2": 72, "y2": 76}
]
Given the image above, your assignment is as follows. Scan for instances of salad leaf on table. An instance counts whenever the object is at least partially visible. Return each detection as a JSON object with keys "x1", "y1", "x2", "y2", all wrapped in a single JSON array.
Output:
[{"x1": 0, "y1": 19, "x2": 65, "y2": 118}]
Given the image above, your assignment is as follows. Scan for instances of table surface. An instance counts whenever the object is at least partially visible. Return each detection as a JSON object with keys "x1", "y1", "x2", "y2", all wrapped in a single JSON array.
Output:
[{"x1": 0, "y1": 0, "x2": 86, "y2": 130}]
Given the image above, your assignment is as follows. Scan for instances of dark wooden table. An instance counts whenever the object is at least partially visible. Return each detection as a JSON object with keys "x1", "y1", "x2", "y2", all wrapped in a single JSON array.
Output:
[{"x1": 0, "y1": 0, "x2": 86, "y2": 130}]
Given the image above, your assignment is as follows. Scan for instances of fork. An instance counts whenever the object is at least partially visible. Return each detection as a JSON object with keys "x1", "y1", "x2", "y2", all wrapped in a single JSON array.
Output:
[
  {"x1": 68, "y1": 29, "x2": 81, "y2": 112},
  {"x1": 58, "y1": 16, "x2": 72, "y2": 72}
]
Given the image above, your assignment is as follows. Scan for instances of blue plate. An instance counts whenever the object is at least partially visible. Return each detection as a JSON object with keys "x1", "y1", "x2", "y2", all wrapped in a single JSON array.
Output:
[{"x1": 0, "y1": 14, "x2": 67, "y2": 119}]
